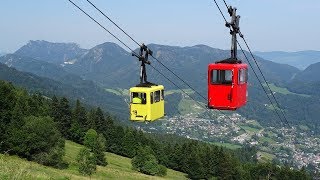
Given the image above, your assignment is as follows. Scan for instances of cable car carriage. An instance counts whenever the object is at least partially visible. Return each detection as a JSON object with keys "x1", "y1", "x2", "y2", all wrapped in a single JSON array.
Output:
[
  {"x1": 208, "y1": 59, "x2": 248, "y2": 110},
  {"x1": 129, "y1": 44, "x2": 165, "y2": 122},
  {"x1": 208, "y1": 6, "x2": 248, "y2": 110}
]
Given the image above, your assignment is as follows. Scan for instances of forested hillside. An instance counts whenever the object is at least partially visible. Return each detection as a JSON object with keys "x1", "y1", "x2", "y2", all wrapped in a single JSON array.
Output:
[
  {"x1": 0, "y1": 63, "x2": 127, "y2": 117},
  {"x1": 0, "y1": 80, "x2": 311, "y2": 179},
  {"x1": 292, "y1": 62, "x2": 320, "y2": 83}
]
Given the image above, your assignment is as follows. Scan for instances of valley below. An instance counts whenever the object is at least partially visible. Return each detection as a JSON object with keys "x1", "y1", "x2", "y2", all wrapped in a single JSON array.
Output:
[{"x1": 140, "y1": 113, "x2": 320, "y2": 172}]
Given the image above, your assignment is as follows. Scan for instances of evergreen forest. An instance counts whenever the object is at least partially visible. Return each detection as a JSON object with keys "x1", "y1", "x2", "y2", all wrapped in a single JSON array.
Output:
[{"x1": 0, "y1": 80, "x2": 311, "y2": 179}]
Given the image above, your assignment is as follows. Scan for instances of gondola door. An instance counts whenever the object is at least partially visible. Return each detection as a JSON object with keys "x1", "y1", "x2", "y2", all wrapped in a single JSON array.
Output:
[{"x1": 208, "y1": 64, "x2": 234, "y2": 110}]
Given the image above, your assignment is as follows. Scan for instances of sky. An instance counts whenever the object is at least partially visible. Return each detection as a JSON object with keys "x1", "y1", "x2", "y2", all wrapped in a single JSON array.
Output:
[{"x1": 0, "y1": 0, "x2": 319, "y2": 53}]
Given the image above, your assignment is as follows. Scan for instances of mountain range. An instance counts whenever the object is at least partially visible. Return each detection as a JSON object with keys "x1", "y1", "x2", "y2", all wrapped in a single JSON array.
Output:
[
  {"x1": 63, "y1": 42, "x2": 301, "y2": 90},
  {"x1": 1, "y1": 40, "x2": 320, "y2": 129}
]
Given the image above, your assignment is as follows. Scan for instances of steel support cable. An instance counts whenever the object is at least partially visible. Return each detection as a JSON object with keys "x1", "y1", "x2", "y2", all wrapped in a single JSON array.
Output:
[
  {"x1": 148, "y1": 64, "x2": 184, "y2": 118},
  {"x1": 240, "y1": 36, "x2": 290, "y2": 125},
  {"x1": 222, "y1": 0, "x2": 229, "y2": 9},
  {"x1": 85, "y1": 0, "x2": 141, "y2": 47},
  {"x1": 237, "y1": 41, "x2": 288, "y2": 126},
  {"x1": 68, "y1": 0, "x2": 140, "y2": 57},
  {"x1": 212, "y1": 0, "x2": 288, "y2": 126},
  {"x1": 213, "y1": 0, "x2": 228, "y2": 22},
  {"x1": 222, "y1": 0, "x2": 289, "y2": 125},
  {"x1": 151, "y1": 55, "x2": 208, "y2": 101}
]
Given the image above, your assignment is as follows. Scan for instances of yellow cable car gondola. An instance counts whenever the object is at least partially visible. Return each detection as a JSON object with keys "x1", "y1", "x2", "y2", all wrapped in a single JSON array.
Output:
[{"x1": 129, "y1": 44, "x2": 165, "y2": 122}]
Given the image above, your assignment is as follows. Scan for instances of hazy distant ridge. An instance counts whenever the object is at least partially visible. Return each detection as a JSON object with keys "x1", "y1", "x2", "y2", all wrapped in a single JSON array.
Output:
[{"x1": 254, "y1": 50, "x2": 320, "y2": 70}]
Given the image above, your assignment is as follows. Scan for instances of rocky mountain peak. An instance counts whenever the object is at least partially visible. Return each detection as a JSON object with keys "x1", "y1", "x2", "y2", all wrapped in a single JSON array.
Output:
[{"x1": 14, "y1": 40, "x2": 88, "y2": 64}]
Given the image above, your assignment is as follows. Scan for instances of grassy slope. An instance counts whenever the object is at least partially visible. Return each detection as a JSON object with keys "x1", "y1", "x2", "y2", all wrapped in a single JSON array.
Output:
[
  {"x1": 211, "y1": 142, "x2": 242, "y2": 150},
  {"x1": 257, "y1": 151, "x2": 276, "y2": 163},
  {"x1": 266, "y1": 83, "x2": 310, "y2": 97},
  {"x1": 0, "y1": 141, "x2": 187, "y2": 180},
  {"x1": 240, "y1": 125, "x2": 261, "y2": 134}
]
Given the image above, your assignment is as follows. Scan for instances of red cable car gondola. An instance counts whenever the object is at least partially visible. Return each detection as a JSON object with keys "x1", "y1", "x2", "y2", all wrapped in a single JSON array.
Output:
[
  {"x1": 208, "y1": 6, "x2": 248, "y2": 110},
  {"x1": 208, "y1": 59, "x2": 248, "y2": 110}
]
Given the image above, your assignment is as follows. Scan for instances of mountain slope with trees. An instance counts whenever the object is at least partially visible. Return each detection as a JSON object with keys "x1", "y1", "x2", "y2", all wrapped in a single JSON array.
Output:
[
  {"x1": 0, "y1": 80, "x2": 311, "y2": 179},
  {"x1": 0, "y1": 63, "x2": 127, "y2": 116},
  {"x1": 292, "y1": 62, "x2": 320, "y2": 83}
]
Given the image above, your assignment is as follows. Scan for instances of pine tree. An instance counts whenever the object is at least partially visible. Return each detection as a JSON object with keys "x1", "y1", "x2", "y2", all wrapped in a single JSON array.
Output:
[
  {"x1": 0, "y1": 81, "x2": 16, "y2": 149},
  {"x1": 77, "y1": 148, "x2": 96, "y2": 176},
  {"x1": 87, "y1": 109, "x2": 97, "y2": 130},
  {"x1": 74, "y1": 100, "x2": 88, "y2": 130},
  {"x1": 202, "y1": 146, "x2": 219, "y2": 179},
  {"x1": 70, "y1": 100, "x2": 88, "y2": 143},
  {"x1": 94, "y1": 134, "x2": 107, "y2": 166},
  {"x1": 216, "y1": 148, "x2": 238, "y2": 179},
  {"x1": 186, "y1": 152, "x2": 205, "y2": 179},
  {"x1": 95, "y1": 107, "x2": 106, "y2": 134},
  {"x1": 10, "y1": 95, "x2": 26, "y2": 128},
  {"x1": 50, "y1": 96, "x2": 60, "y2": 121},
  {"x1": 29, "y1": 93, "x2": 50, "y2": 117},
  {"x1": 58, "y1": 97, "x2": 72, "y2": 139},
  {"x1": 107, "y1": 125, "x2": 124, "y2": 154},
  {"x1": 122, "y1": 128, "x2": 137, "y2": 158},
  {"x1": 152, "y1": 141, "x2": 169, "y2": 167},
  {"x1": 102, "y1": 112, "x2": 116, "y2": 153},
  {"x1": 168, "y1": 144, "x2": 183, "y2": 171}
]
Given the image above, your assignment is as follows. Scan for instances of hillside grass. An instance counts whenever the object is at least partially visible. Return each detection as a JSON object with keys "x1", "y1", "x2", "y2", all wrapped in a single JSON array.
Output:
[
  {"x1": 240, "y1": 125, "x2": 261, "y2": 134},
  {"x1": 105, "y1": 88, "x2": 129, "y2": 96},
  {"x1": 178, "y1": 98, "x2": 205, "y2": 115},
  {"x1": 298, "y1": 125, "x2": 310, "y2": 131},
  {"x1": 211, "y1": 142, "x2": 242, "y2": 150},
  {"x1": 259, "y1": 136, "x2": 276, "y2": 144},
  {"x1": 245, "y1": 120, "x2": 263, "y2": 129},
  {"x1": 166, "y1": 89, "x2": 194, "y2": 96},
  {"x1": 257, "y1": 151, "x2": 276, "y2": 163},
  {"x1": 265, "y1": 83, "x2": 310, "y2": 97},
  {"x1": 0, "y1": 141, "x2": 187, "y2": 180},
  {"x1": 0, "y1": 153, "x2": 83, "y2": 180}
]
